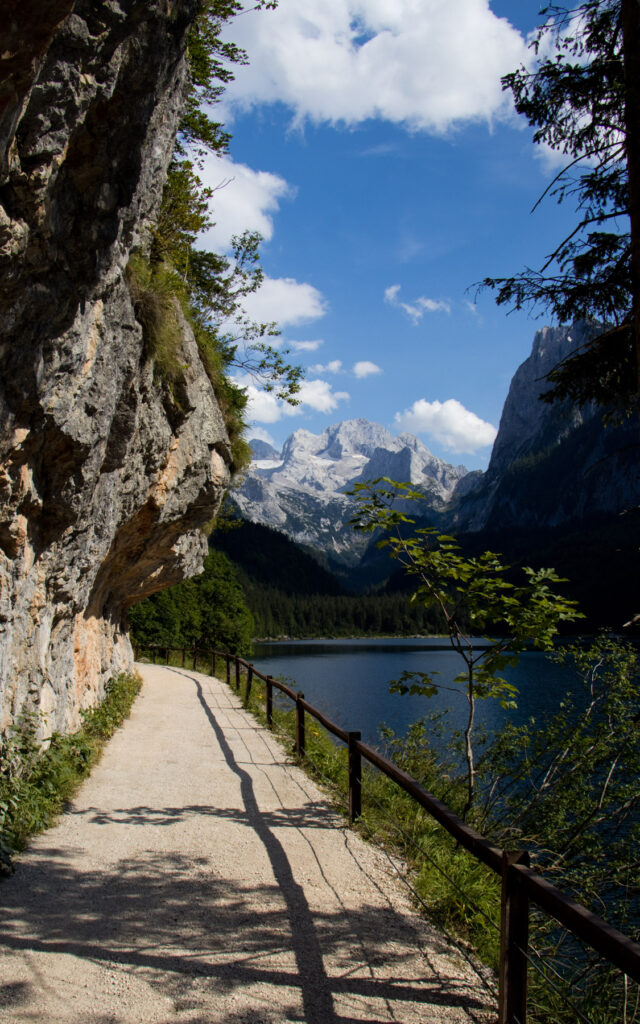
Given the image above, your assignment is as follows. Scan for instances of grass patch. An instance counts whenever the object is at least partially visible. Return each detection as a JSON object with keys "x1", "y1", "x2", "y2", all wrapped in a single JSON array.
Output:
[
  {"x1": 0, "y1": 672, "x2": 142, "y2": 875},
  {"x1": 126, "y1": 254, "x2": 250, "y2": 474},
  {"x1": 126, "y1": 256, "x2": 189, "y2": 395}
]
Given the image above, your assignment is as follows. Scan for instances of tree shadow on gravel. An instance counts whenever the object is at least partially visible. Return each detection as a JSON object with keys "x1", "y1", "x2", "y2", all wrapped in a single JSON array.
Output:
[{"x1": 0, "y1": 672, "x2": 493, "y2": 1024}]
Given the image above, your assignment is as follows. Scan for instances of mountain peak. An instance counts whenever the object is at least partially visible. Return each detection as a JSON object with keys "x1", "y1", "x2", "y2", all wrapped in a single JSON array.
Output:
[{"x1": 232, "y1": 419, "x2": 469, "y2": 566}]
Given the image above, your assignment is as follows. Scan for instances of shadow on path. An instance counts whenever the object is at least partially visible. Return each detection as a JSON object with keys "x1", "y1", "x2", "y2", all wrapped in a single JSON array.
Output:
[
  {"x1": 0, "y1": 668, "x2": 491, "y2": 1023},
  {"x1": 190, "y1": 672, "x2": 339, "y2": 1024}
]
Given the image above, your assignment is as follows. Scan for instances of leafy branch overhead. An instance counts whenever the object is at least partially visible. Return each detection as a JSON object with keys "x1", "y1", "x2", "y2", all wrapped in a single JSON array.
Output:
[{"x1": 481, "y1": 0, "x2": 640, "y2": 418}]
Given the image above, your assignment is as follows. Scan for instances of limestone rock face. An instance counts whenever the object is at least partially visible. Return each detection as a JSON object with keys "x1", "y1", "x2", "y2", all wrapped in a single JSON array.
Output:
[
  {"x1": 0, "y1": 1, "x2": 232, "y2": 734},
  {"x1": 450, "y1": 323, "x2": 639, "y2": 531}
]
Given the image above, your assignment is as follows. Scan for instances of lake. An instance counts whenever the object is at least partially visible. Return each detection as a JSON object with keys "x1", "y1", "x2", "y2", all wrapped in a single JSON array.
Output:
[{"x1": 251, "y1": 637, "x2": 582, "y2": 749}]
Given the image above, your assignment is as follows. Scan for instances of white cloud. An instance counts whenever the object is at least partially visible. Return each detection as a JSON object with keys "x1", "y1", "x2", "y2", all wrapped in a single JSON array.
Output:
[
  {"x1": 234, "y1": 374, "x2": 349, "y2": 423},
  {"x1": 247, "y1": 425, "x2": 276, "y2": 445},
  {"x1": 241, "y1": 276, "x2": 328, "y2": 328},
  {"x1": 238, "y1": 383, "x2": 285, "y2": 424},
  {"x1": 220, "y1": 0, "x2": 528, "y2": 133},
  {"x1": 198, "y1": 154, "x2": 293, "y2": 252},
  {"x1": 385, "y1": 284, "x2": 451, "y2": 324},
  {"x1": 297, "y1": 379, "x2": 350, "y2": 412},
  {"x1": 289, "y1": 339, "x2": 324, "y2": 352},
  {"x1": 353, "y1": 360, "x2": 382, "y2": 378},
  {"x1": 394, "y1": 398, "x2": 497, "y2": 454},
  {"x1": 309, "y1": 360, "x2": 343, "y2": 374}
]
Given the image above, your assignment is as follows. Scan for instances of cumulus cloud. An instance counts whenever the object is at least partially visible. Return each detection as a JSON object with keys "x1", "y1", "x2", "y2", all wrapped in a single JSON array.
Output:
[
  {"x1": 297, "y1": 379, "x2": 350, "y2": 412},
  {"x1": 289, "y1": 339, "x2": 324, "y2": 352},
  {"x1": 385, "y1": 284, "x2": 451, "y2": 324},
  {"x1": 220, "y1": 0, "x2": 528, "y2": 132},
  {"x1": 309, "y1": 360, "x2": 343, "y2": 374},
  {"x1": 394, "y1": 398, "x2": 497, "y2": 454},
  {"x1": 241, "y1": 276, "x2": 328, "y2": 328},
  {"x1": 238, "y1": 384, "x2": 283, "y2": 424},
  {"x1": 353, "y1": 360, "x2": 382, "y2": 378},
  {"x1": 234, "y1": 374, "x2": 349, "y2": 424},
  {"x1": 198, "y1": 154, "x2": 293, "y2": 252},
  {"x1": 247, "y1": 425, "x2": 276, "y2": 445}
]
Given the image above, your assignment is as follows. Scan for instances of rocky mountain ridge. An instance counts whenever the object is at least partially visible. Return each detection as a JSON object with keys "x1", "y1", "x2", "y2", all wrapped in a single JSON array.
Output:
[
  {"x1": 234, "y1": 325, "x2": 639, "y2": 576},
  {"x1": 232, "y1": 419, "x2": 468, "y2": 566}
]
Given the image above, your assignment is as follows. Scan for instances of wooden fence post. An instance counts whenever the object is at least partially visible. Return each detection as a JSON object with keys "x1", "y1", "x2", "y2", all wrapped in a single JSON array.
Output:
[
  {"x1": 245, "y1": 667, "x2": 253, "y2": 705},
  {"x1": 226, "y1": 655, "x2": 231, "y2": 687},
  {"x1": 348, "y1": 731, "x2": 362, "y2": 823},
  {"x1": 266, "y1": 676, "x2": 273, "y2": 726},
  {"x1": 235, "y1": 657, "x2": 240, "y2": 691},
  {"x1": 193, "y1": 649, "x2": 198, "y2": 672},
  {"x1": 211, "y1": 650, "x2": 216, "y2": 676},
  {"x1": 296, "y1": 693, "x2": 305, "y2": 758},
  {"x1": 499, "y1": 850, "x2": 530, "y2": 1024}
]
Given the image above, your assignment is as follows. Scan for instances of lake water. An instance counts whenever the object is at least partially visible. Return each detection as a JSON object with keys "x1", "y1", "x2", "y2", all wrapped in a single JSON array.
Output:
[{"x1": 251, "y1": 638, "x2": 582, "y2": 749}]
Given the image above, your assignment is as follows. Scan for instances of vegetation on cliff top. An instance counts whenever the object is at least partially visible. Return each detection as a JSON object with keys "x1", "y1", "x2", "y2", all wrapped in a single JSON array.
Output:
[{"x1": 129, "y1": 0, "x2": 300, "y2": 473}]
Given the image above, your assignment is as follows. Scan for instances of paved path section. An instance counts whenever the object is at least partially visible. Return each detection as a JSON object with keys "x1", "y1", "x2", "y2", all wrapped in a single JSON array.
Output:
[{"x1": 0, "y1": 665, "x2": 494, "y2": 1023}]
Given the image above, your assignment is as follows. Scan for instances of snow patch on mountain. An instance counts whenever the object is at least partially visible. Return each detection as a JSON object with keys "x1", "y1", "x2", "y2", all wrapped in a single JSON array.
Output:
[{"x1": 231, "y1": 419, "x2": 469, "y2": 565}]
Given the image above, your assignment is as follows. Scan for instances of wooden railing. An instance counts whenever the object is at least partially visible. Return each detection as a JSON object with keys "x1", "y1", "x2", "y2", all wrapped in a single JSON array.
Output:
[{"x1": 136, "y1": 643, "x2": 640, "y2": 1023}]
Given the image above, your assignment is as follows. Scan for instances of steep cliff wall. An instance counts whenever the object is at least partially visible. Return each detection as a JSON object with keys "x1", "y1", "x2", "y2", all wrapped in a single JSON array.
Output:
[
  {"x1": 0, "y1": 2, "x2": 232, "y2": 736},
  {"x1": 450, "y1": 323, "x2": 639, "y2": 532}
]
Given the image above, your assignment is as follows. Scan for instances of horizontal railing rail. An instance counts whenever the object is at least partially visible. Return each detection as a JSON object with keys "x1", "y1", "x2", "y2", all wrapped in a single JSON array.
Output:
[{"x1": 136, "y1": 642, "x2": 640, "y2": 1022}]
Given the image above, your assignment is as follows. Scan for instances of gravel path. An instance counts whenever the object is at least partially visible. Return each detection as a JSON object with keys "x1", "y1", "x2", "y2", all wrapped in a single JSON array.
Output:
[{"x1": 0, "y1": 664, "x2": 495, "y2": 1023}]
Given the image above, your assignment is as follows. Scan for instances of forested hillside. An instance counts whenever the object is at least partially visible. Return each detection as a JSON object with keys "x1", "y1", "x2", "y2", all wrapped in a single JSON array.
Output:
[{"x1": 128, "y1": 517, "x2": 441, "y2": 648}]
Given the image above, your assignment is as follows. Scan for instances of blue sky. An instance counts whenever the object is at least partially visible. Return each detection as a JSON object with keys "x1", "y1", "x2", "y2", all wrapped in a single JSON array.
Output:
[{"x1": 197, "y1": 0, "x2": 579, "y2": 470}]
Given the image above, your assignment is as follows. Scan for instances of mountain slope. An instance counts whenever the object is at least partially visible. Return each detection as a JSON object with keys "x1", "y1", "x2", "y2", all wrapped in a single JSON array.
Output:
[
  {"x1": 232, "y1": 418, "x2": 468, "y2": 567},
  {"x1": 212, "y1": 520, "x2": 347, "y2": 596},
  {"x1": 451, "y1": 323, "x2": 639, "y2": 531}
]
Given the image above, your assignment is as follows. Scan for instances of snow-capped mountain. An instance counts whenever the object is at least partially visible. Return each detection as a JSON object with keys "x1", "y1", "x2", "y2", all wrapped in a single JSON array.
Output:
[{"x1": 231, "y1": 419, "x2": 469, "y2": 566}]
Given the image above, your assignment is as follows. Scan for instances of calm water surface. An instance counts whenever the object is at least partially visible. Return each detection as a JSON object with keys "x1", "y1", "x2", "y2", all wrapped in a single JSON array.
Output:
[{"x1": 251, "y1": 638, "x2": 581, "y2": 749}]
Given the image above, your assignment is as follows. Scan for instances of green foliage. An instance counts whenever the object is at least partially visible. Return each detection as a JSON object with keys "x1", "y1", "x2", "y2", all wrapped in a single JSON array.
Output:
[
  {"x1": 477, "y1": 635, "x2": 640, "y2": 1022},
  {"x1": 211, "y1": 516, "x2": 442, "y2": 638},
  {"x1": 128, "y1": 549, "x2": 254, "y2": 655},
  {"x1": 179, "y1": 1, "x2": 277, "y2": 163},
  {"x1": 349, "y1": 477, "x2": 582, "y2": 815},
  {"x1": 127, "y1": 1, "x2": 300, "y2": 476},
  {"x1": 478, "y1": 635, "x2": 640, "y2": 907},
  {"x1": 126, "y1": 255, "x2": 190, "y2": 396},
  {"x1": 244, "y1": 584, "x2": 441, "y2": 638},
  {"x1": 481, "y1": 1, "x2": 636, "y2": 415},
  {"x1": 376, "y1": 639, "x2": 640, "y2": 1023},
  {"x1": 0, "y1": 673, "x2": 141, "y2": 875},
  {"x1": 139, "y1": 0, "x2": 300, "y2": 470}
]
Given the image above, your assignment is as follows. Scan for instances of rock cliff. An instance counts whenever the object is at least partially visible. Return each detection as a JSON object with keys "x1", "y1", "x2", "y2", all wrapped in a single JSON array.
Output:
[
  {"x1": 450, "y1": 323, "x2": 639, "y2": 531},
  {"x1": 0, "y1": 1, "x2": 232, "y2": 736}
]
